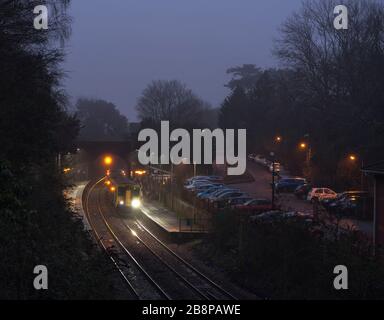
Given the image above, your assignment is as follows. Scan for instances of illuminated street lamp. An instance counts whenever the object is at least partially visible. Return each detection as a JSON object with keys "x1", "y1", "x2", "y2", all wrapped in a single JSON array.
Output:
[
  {"x1": 276, "y1": 136, "x2": 282, "y2": 143},
  {"x1": 104, "y1": 156, "x2": 113, "y2": 166},
  {"x1": 349, "y1": 154, "x2": 357, "y2": 161},
  {"x1": 299, "y1": 142, "x2": 307, "y2": 149}
]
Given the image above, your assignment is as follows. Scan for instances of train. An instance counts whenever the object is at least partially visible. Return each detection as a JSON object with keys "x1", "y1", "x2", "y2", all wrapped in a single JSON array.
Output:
[{"x1": 105, "y1": 173, "x2": 142, "y2": 210}]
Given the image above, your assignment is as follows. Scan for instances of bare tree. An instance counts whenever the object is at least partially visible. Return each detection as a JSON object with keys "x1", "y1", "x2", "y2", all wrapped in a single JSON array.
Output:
[
  {"x1": 275, "y1": 0, "x2": 384, "y2": 118},
  {"x1": 136, "y1": 80, "x2": 214, "y2": 128}
]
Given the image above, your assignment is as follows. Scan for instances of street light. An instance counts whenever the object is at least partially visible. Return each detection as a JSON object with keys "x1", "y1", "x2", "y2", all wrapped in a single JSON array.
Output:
[
  {"x1": 104, "y1": 156, "x2": 113, "y2": 166},
  {"x1": 276, "y1": 136, "x2": 282, "y2": 143},
  {"x1": 270, "y1": 151, "x2": 276, "y2": 209},
  {"x1": 299, "y1": 142, "x2": 307, "y2": 149}
]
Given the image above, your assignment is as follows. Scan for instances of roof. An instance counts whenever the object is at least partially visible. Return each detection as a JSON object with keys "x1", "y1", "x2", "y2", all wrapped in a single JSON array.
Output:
[
  {"x1": 362, "y1": 161, "x2": 384, "y2": 175},
  {"x1": 110, "y1": 175, "x2": 136, "y2": 185}
]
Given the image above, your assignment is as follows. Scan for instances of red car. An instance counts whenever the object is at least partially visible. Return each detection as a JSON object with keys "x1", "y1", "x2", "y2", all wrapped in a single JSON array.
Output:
[{"x1": 235, "y1": 199, "x2": 274, "y2": 213}]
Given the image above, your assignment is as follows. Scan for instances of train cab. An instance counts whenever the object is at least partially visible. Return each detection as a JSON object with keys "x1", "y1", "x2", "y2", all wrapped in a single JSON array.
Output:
[{"x1": 106, "y1": 175, "x2": 142, "y2": 211}]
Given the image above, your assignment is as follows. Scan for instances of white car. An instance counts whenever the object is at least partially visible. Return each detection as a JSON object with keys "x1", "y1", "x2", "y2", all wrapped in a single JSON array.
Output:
[
  {"x1": 307, "y1": 188, "x2": 338, "y2": 202},
  {"x1": 255, "y1": 155, "x2": 268, "y2": 165}
]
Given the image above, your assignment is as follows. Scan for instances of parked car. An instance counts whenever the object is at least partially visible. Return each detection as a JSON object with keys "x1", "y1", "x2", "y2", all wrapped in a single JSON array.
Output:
[
  {"x1": 248, "y1": 154, "x2": 257, "y2": 161},
  {"x1": 339, "y1": 193, "x2": 373, "y2": 220},
  {"x1": 254, "y1": 155, "x2": 268, "y2": 166},
  {"x1": 227, "y1": 197, "x2": 254, "y2": 208},
  {"x1": 294, "y1": 183, "x2": 313, "y2": 200},
  {"x1": 329, "y1": 191, "x2": 373, "y2": 219},
  {"x1": 190, "y1": 183, "x2": 223, "y2": 193},
  {"x1": 185, "y1": 175, "x2": 223, "y2": 185},
  {"x1": 215, "y1": 196, "x2": 253, "y2": 210},
  {"x1": 307, "y1": 188, "x2": 338, "y2": 202},
  {"x1": 235, "y1": 199, "x2": 274, "y2": 214},
  {"x1": 197, "y1": 186, "x2": 225, "y2": 198},
  {"x1": 210, "y1": 191, "x2": 246, "y2": 203},
  {"x1": 275, "y1": 178, "x2": 307, "y2": 193},
  {"x1": 323, "y1": 191, "x2": 364, "y2": 208},
  {"x1": 206, "y1": 188, "x2": 239, "y2": 200},
  {"x1": 184, "y1": 180, "x2": 212, "y2": 190}
]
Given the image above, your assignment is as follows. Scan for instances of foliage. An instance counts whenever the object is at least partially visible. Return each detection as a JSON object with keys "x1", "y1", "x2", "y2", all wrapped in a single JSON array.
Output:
[
  {"x1": 205, "y1": 211, "x2": 384, "y2": 299},
  {"x1": 219, "y1": 0, "x2": 384, "y2": 187},
  {"x1": 76, "y1": 98, "x2": 129, "y2": 141},
  {"x1": 0, "y1": 0, "x2": 118, "y2": 299}
]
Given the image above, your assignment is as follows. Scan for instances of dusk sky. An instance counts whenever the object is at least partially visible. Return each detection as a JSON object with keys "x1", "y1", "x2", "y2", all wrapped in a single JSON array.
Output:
[{"x1": 63, "y1": 0, "x2": 303, "y2": 121}]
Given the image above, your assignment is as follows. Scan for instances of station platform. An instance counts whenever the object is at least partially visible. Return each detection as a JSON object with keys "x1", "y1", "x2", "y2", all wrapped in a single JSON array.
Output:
[{"x1": 139, "y1": 200, "x2": 208, "y2": 234}]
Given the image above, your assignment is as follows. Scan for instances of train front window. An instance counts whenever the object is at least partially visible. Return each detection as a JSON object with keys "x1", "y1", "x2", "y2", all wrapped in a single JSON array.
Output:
[
  {"x1": 132, "y1": 186, "x2": 140, "y2": 197},
  {"x1": 118, "y1": 187, "x2": 126, "y2": 196}
]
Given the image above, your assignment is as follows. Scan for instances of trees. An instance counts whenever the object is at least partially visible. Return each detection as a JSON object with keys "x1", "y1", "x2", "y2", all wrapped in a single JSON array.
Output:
[
  {"x1": 274, "y1": 0, "x2": 384, "y2": 168},
  {"x1": 0, "y1": 1, "x2": 119, "y2": 299},
  {"x1": 0, "y1": 0, "x2": 77, "y2": 166},
  {"x1": 136, "y1": 80, "x2": 215, "y2": 129},
  {"x1": 220, "y1": 0, "x2": 384, "y2": 186},
  {"x1": 76, "y1": 98, "x2": 129, "y2": 141},
  {"x1": 225, "y1": 64, "x2": 263, "y2": 92}
]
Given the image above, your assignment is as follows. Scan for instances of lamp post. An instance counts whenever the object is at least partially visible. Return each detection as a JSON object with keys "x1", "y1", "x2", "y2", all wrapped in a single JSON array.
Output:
[
  {"x1": 349, "y1": 154, "x2": 364, "y2": 190},
  {"x1": 299, "y1": 139, "x2": 311, "y2": 180},
  {"x1": 270, "y1": 151, "x2": 276, "y2": 209}
]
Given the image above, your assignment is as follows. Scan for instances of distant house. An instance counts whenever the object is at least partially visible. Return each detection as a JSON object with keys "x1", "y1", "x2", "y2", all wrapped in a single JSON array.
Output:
[{"x1": 363, "y1": 162, "x2": 384, "y2": 246}]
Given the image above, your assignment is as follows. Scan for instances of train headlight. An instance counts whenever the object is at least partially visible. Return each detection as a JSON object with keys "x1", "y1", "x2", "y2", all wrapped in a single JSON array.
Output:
[
  {"x1": 131, "y1": 198, "x2": 141, "y2": 209},
  {"x1": 119, "y1": 200, "x2": 124, "y2": 206}
]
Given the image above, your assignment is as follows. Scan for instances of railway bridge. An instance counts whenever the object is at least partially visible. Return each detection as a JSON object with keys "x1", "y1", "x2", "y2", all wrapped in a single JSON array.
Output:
[{"x1": 75, "y1": 139, "x2": 136, "y2": 178}]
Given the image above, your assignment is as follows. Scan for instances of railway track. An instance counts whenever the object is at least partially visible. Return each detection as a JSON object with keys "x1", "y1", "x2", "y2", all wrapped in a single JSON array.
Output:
[
  {"x1": 132, "y1": 219, "x2": 237, "y2": 300},
  {"x1": 84, "y1": 178, "x2": 237, "y2": 300},
  {"x1": 83, "y1": 179, "x2": 169, "y2": 300}
]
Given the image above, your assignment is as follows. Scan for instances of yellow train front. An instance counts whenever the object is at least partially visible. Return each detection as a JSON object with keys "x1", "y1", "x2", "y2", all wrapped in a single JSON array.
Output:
[{"x1": 106, "y1": 175, "x2": 142, "y2": 211}]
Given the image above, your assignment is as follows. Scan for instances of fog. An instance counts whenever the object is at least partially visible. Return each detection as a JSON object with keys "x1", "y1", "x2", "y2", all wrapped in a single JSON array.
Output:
[{"x1": 64, "y1": 0, "x2": 302, "y2": 120}]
